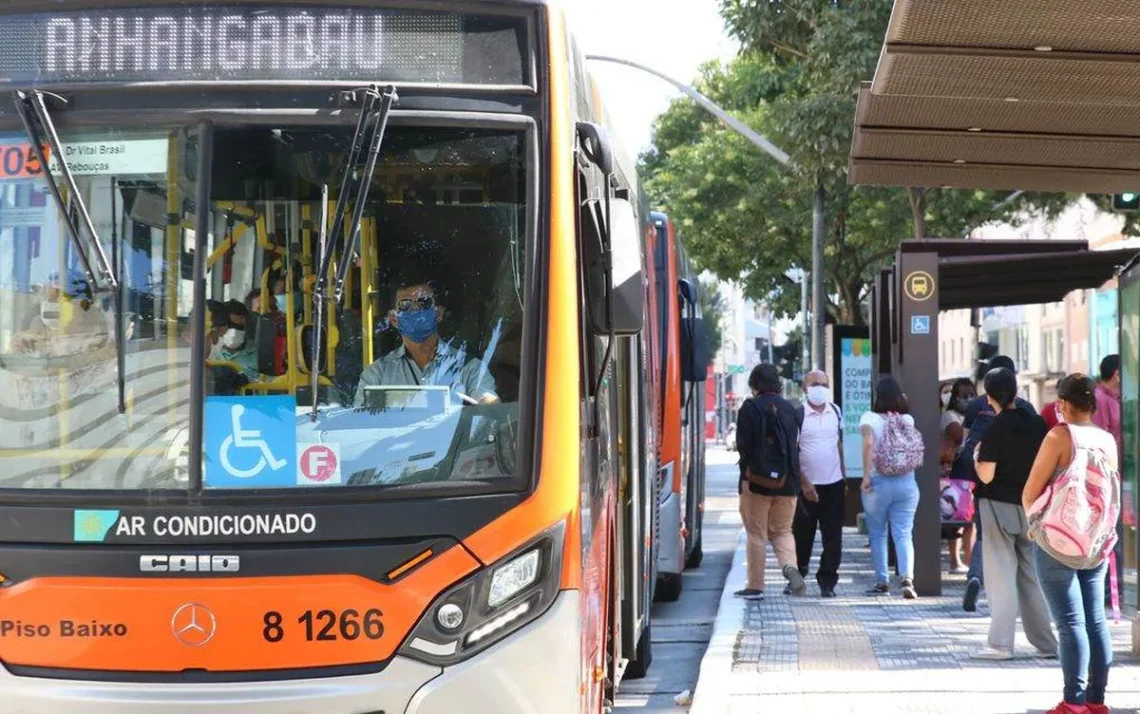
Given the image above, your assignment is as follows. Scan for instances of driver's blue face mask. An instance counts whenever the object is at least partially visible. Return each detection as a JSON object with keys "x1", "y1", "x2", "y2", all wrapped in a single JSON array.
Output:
[{"x1": 397, "y1": 307, "x2": 438, "y2": 344}]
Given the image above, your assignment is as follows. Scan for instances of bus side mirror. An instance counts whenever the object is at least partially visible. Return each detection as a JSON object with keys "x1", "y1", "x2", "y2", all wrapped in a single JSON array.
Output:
[
  {"x1": 678, "y1": 279, "x2": 709, "y2": 381},
  {"x1": 587, "y1": 197, "x2": 643, "y2": 336},
  {"x1": 576, "y1": 122, "x2": 614, "y2": 175}
]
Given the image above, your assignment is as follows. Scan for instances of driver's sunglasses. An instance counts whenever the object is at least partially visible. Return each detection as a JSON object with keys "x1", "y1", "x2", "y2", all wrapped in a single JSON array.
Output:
[{"x1": 396, "y1": 296, "x2": 435, "y2": 312}]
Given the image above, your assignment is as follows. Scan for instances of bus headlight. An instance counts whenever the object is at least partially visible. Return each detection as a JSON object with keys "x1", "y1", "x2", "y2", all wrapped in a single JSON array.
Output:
[
  {"x1": 488, "y1": 549, "x2": 540, "y2": 608},
  {"x1": 399, "y1": 520, "x2": 565, "y2": 666}
]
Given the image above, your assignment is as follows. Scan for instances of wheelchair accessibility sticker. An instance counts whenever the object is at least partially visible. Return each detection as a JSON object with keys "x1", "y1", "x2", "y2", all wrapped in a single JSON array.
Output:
[{"x1": 205, "y1": 396, "x2": 297, "y2": 489}]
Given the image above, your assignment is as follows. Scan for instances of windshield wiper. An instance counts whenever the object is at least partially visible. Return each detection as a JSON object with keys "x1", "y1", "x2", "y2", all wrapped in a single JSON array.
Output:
[
  {"x1": 12, "y1": 90, "x2": 118, "y2": 292},
  {"x1": 311, "y1": 85, "x2": 398, "y2": 416},
  {"x1": 334, "y1": 86, "x2": 397, "y2": 305}
]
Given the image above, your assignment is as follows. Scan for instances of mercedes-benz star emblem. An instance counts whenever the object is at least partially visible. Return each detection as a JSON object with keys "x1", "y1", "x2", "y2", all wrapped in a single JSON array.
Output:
[{"x1": 171, "y1": 602, "x2": 216, "y2": 646}]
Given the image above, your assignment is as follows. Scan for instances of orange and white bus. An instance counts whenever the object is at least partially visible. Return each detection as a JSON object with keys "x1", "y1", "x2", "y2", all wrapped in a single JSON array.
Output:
[
  {"x1": 0, "y1": 1, "x2": 661, "y2": 711},
  {"x1": 648, "y1": 212, "x2": 707, "y2": 601}
]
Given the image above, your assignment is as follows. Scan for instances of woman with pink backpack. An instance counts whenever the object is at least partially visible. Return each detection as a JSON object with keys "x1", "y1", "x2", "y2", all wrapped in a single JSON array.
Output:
[
  {"x1": 859, "y1": 376, "x2": 924, "y2": 599},
  {"x1": 1023, "y1": 374, "x2": 1121, "y2": 714}
]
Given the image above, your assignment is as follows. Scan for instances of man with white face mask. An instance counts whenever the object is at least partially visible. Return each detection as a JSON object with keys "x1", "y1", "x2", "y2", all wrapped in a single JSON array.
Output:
[
  {"x1": 209, "y1": 300, "x2": 259, "y2": 382},
  {"x1": 792, "y1": 370, "x2": 846, "y2": 597}
]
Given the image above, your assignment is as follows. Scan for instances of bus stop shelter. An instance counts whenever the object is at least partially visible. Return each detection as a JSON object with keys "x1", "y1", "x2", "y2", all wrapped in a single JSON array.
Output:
[
  {"x1": 848, "y1": 0, "x2": 1140, "y2": 596},
  {"x1": 871, "y1": 241, "x2": 1137, "y2": 596}
]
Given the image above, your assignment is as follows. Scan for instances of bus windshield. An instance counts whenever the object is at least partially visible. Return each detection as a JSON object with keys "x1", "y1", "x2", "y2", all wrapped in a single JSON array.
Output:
[{"x1": 0, "y1": 123, "x2": 527, "y2": 492}]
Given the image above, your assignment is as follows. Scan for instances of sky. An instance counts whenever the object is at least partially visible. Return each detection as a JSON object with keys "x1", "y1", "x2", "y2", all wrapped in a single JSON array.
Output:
[{"x1": 560, "y1": 0, "x2": 739, "y2": 157}]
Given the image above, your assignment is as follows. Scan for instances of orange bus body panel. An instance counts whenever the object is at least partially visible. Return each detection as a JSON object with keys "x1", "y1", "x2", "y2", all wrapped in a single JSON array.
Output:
[
  {"x1": 462, "y1": 6, "x2": 581, "y2": 589},
  {"x1": 0, "y1": 546, "x2": 479, "y2": 672},
  {"x1": 661, "y1": 219, "x2": 682, "y2": 492}
]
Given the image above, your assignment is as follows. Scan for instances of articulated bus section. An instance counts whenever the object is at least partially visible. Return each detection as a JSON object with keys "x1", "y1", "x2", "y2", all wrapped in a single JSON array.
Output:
[
  {"x1": 0, "y1": 2, "x2": 659, "y2": 713},
  {"x1": 649, "y1": 213, "x2": 708, "y2": 602}
]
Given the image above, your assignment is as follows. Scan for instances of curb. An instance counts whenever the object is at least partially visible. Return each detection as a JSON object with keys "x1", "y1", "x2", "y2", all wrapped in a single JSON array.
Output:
[{"x1": 688, "y1": 527, "x2": 747, "y2": 714}]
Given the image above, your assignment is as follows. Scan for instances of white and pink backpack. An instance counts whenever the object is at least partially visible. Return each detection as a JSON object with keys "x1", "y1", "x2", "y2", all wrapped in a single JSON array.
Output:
[{"x1": 1027, "y1": 423, "x2": 1121, "y2": 616}]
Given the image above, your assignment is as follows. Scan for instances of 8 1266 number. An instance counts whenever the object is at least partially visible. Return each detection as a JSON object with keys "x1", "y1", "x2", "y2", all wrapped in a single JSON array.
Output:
[{"x1": 262, "y1": 608, "x2": 383, "y2": 643}]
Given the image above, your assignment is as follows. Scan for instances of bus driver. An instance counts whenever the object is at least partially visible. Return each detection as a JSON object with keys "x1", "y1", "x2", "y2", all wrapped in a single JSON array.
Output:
[{"x1": 352, "y1": 273, "x2": 499, "y2": 407}]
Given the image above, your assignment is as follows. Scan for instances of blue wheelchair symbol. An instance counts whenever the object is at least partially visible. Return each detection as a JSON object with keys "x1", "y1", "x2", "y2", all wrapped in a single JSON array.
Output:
[
  {"x1": 205, "y1": 396, "x2": 296, "y2": 489},
  {"x1": 911, "y1": 315, "x2": 931, "y2": 335}
]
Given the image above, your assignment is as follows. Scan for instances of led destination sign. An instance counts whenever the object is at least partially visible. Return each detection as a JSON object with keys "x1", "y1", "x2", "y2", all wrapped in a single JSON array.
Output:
[{"x1": 0, "y1": 6, "x2": 527, "y2": 85}]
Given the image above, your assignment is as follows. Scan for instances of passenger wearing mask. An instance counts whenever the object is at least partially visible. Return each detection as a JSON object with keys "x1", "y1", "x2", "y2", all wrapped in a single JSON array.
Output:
[
  {"x1": 734, "y1": 363, "x2": 805, "y2": 600},
  {"x1": 971, "y1": 367, "x2": 1058, "y2": 660},
  {"x1": 353, "y1": 276, "x2": 498, "y2": 407},
  {"x1": 959, "y1": 355, "x2": 1037, "y2": 612},
  {"x1": 1042, "y1": 399, "x2": 1066, "y2": 431},
  {"x1": 209, "y1": 300, "x2": 259, "y2": 382},
  {"x1": 941, "y1": 378, "x2": 977, "y2": 574},
  {"x1": 860, "y1": 376, "x2": 921, "y2": 599},
  {"x1": 793, "y1": 370, "x2": 846, "y2": 598},
  {"x1": 1024, "y1": 374, "x2": 1118, "y2": 714}
]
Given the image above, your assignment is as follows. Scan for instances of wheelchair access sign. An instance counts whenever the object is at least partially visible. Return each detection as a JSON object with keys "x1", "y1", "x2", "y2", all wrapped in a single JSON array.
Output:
[{"x1": 205, "y1": 396, "x2": 297, "y2": 489}]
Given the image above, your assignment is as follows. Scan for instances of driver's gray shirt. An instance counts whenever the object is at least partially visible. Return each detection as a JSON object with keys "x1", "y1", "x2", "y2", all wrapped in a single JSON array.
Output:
[{"x1": 353, "y1": 340, "x2": 498, "y2": 406}]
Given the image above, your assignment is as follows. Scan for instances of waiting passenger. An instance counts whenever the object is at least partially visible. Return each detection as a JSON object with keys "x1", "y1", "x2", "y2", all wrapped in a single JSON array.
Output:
[
  {"x1": 352, "y1": 274, "x2": 498, "y2": 407},
  {"x1": 941, "y1": 378, "x2": 976, "y2": 574},
  {"x1": 971, "y1": 367, "x2": 1058, "y2": 660},
  {"x1": 734, "y1": 363, "x2": 805, "y2": 600},
  {"x1": 1024, "y1": 374, "x2": 1118, "y2": 714},
  {"x1": 859, "y1": 376, "x2": 921, "y2": 599},
  {"x1": 959, "y1": 355, "x2": 1035, "y2": 612}
]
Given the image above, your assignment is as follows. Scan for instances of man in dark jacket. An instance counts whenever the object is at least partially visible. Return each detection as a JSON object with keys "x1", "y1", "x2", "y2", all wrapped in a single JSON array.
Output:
[{"x1": 734, "y1": 363, "x2": 807, "y2": 600}]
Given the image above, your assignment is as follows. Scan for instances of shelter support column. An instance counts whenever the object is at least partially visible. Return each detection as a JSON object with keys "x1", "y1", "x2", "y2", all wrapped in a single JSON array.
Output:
[{"x1": 895, "y1": 250, "x2": 942, "y2": 597}]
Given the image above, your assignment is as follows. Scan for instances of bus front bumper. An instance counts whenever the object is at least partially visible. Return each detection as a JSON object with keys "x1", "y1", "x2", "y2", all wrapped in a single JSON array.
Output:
[{"x1": 1, "y1": 592, "x2": 580, "y2": 714}]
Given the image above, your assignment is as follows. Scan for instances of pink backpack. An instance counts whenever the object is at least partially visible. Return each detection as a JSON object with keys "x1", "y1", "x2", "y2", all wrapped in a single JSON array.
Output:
[
  {"x1": 940, "y1": 478, "x2": 975, "y2": 522},
  {"x1": 1027, "y1": 424, "x2": 1120, "y2": 572},
  {"x1": 872, "y1": 413, "x2": 925, "y2": 476}
]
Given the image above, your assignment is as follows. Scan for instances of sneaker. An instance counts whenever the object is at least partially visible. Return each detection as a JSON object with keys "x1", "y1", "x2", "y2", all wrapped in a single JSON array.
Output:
[
  {"x1": 783, "y1": 564, "x2": 806, "y2": 595},
  {"x1": 963, "y1": 577, "x2": 981, "y2": 612},
  {"x1": 866, "y1": 582, "x2": 890, "y2": 595},
  {"x1": 950, "y1": 564, "x2": 969, "y2": 574},
  {"x1": 1045, "y1": 703, "x2": 1091, "y2": 714},
  {"x1": 734, "y1": 588, "x2": 764, "y2": 600},
  {"x1": 900, "y1": 578, "x2": 918, "y2": 600},
  {"x1": 970, "y1": 646, "x2": 1014, "y2": 661},
  {"x1": 820, "y1": 586, "x2": 837, "y2": 598}
]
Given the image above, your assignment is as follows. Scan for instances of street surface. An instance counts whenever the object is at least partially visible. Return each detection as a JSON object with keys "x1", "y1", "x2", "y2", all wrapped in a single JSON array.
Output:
[{"x1": 615, "y1": 445, "x2": 740, "y2": 712}]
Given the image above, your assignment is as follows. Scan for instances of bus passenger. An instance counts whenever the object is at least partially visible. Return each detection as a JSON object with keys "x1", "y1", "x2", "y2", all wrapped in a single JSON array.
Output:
[
  {"x1": 352, "y1": 274, "x2": 498, "y2": 407},
  {"x1": 210, "y1": 300, "x2": 259, "y2": 382}
]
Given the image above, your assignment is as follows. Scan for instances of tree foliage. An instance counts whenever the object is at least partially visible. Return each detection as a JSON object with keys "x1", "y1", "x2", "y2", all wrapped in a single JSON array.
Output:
[
  {"x1": 640, "y1": 0, "x2": 1074, "y2": 324},
  {"x1": 699, "y1": 278, "x2": 727, "y2": 361}
]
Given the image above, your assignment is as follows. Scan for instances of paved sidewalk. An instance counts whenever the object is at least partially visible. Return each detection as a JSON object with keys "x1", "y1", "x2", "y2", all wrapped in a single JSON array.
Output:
[{"x1": 691, "y1": 523, "x2": 1140, "y2": 714}]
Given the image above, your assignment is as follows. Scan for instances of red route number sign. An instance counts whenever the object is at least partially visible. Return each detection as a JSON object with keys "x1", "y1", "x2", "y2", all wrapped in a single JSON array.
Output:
[
  {"x1": 298, "y1": 444, "x2": 339, "y2": 485},
  {"x1": 0, "y1": 144, "x2": 49, "y2": 180}
]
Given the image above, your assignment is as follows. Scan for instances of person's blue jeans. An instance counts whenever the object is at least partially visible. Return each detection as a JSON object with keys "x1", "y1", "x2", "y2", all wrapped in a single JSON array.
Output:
[
  {"x1": 861, "y1": 473, "x2": 920, "y2": 583},
  {"x1": 1035, "y1": 547, "x2": 1112, "y2": 706},
  {"x1": 967, "y1": 505, "x2": 984, "y2": 585}
]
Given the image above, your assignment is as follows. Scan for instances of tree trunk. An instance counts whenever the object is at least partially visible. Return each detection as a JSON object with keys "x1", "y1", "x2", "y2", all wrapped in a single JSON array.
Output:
[{"x1": 908, "y1": 187, "x2": 927, "y2": 240}]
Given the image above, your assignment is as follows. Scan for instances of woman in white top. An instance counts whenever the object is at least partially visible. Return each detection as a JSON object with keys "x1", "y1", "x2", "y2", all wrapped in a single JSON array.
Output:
[{"x1": 860, "y1": 375, "x2": 921, "y2": 599}]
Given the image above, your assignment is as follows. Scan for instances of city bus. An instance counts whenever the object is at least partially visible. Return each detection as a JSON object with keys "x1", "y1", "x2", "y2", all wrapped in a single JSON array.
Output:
[
  {"x1": 649, "y1": 212, "x2": 707, "y2": 601},
  {"x1": 0, "y1": 1, "x2": 661, "y2": 711}
]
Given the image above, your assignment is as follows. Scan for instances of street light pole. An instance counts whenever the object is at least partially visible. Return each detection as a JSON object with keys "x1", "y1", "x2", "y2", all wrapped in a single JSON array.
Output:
[
  {"x1": 585, "y1": 55, "x2": 792, "y2": 167},
  {"x1": 812, "y1": 184, "x2": 826, "y2": 370}
]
